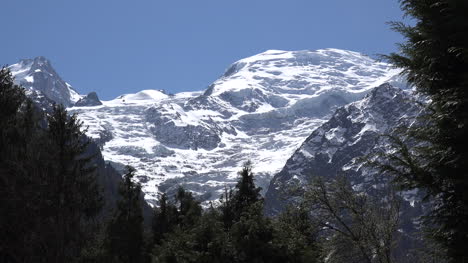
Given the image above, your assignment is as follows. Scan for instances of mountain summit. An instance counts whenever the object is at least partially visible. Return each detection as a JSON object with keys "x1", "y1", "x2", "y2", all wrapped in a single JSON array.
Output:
[
  {"x1": 11, "y1": 49, "x2": 407, "y2": 205},
  {"x1": 9, "y1": 57, "x2": 82, "y2": 107}
]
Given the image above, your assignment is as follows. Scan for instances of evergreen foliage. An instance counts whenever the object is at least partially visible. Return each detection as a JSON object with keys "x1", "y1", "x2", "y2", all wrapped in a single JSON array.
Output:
[
  {"x1": 229, "y1": 202, "x2": 277, "y2": 263},
  {"x1": 175, "y1": 187, "x2": 203, "y2": 227},
  {"x1": 151, "y1": 161, "x2": 322, "y2": 263},
  {"x1": 221, "y1": 160, "x2": 262, "y2": 229},
  {"x1": 382, "y1": 0, "x2": 468, "y2": 261},
  {"x1": 272, "y1": 205, "x2": 322, "y2": 263},
  {"x1": 0, "y1": 67, "x2": 37, "y2": 262},
  {"x1": 152, "y1": 193, "x2": 174, "y2": 245},
  {"x1": 105, "y1": 166, "x2": 145, "y2": 263},
  {"x1": 0, "y1": 67, "x2": 103, "y2": 262},
  {"x1": 39, "y1": 104, "x2": 103, "y2": 262}
]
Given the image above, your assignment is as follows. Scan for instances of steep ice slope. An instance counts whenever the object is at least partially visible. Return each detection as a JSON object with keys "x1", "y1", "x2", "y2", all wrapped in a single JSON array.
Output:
[
  {"x1": 9, "y1": 50, "x2": 406, "y2": 206},
  {"x1": 9, "y1": 57, "x2": 82, "y2": 107},
  {"x1": 264, "y1": 84, "x2": 422, "y2": 214},
  {"x1": 66, "y1": 49, "x2": 405, "y2": 205}
]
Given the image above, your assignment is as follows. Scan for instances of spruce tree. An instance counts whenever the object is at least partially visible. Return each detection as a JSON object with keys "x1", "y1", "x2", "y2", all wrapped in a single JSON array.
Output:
[
  {"x1": 42, "y1": 104, "x2": 103, "y2": 262},
  {"x1": 383, "y1": 0, "x2": 468, "y2": 261},
  {"x1": 1, "y1": 70, "x2": 103, "y2": 262},
  {"x1": 0, "y1": 67, "x2": 37, "y2": 262},
  {"x1": 152, "y1": 193, "x2": 178, "y2": 245},
  {"x1": 175, "y1": 186, "x2": 202, "y2": 227},
  {"x1": 229, "y1": 202, "x2": 278, "y2": 263},
  {"x1": 106, "y1": 166, "x2": 144, "y2": 263},
  {"x1": 272, "y1": 205, "x2": 321, "y2": 263},
  {"x1": 231, "y1": 161, "x2": 262, "y2": 221},
  {"x1": 152, "y1": 193, "x2": 169, "y2": 245},
  {"x1": 225, "y1": 161, "x2": 282, "y2": 262},
  {"x1": 219, "y1": 186, "x2": 235, "y2": 230}
]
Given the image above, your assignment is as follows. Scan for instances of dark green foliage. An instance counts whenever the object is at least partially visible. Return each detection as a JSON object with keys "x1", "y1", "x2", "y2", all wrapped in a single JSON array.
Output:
[
  {"x1": 382, "y1": 0, "x2": 468, "y2": 261},
  {"x1": 153, "y1": 210, "x2": 235, "y2": 263},
  {"x1": 0, "y1": 68, "x2": 25, "y2": 125},
  {"x1": 105, "y1": 166, "x2": 144, "y2": 263},
  {"x1": 188, "y1": 209, "x2": 235, "y2": 263},
  {"x1": 40, "y1": 104, "x2": 103, "y2": 262},
  {"x1": 232, "y1": 161, "x2": 262, "y2": 217},
  {"x1": 220, "y1": 161, "x2": 262, "y2": 229},
  {"x1": 151, "y1": 188, "x2": 206, "y2": 262},
  {"x1": 151, "y1": 162, "x2": 321, "y2": 263},
  {"x1": 219, "y1": 186, "x2": 235, "y2": 230},
  {"x1": 175, "y1": 187, "x2": 203, "y2": 227},
  {"x1": 229, "y1": 202, "x2": 278, "y2": 263},
  {"x1": 152, "y1": 193, "x2": 176, "y2": 245},
  {"x1": 0, "y1": 68, "x2": 103, "y2": 262},
  {"x1": 0, "y1": 67, "x2": 37, "y2": 262},
  {"x1": 272, "y1": 206, "x2": 322, "y2": 263}
]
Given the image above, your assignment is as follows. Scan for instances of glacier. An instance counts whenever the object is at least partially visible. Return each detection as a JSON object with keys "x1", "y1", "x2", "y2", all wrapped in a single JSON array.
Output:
[{"x1": 10, "y1": 48, "x2": 407, "y2": 206}]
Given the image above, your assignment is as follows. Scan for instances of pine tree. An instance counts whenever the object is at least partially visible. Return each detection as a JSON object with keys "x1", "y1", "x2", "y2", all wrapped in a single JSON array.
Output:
[
  {"x1": 224, "y1": 161, "x2": 282, "y2": 262},
  {"x1": 41, "y1": 104, "x2": 103, "y2": 262},
  {"x1": 229, "y1": 202, "x2": 278, "y2": 263},
  {"x1": 175, "y1": 186, "x2": 202, "y2": 227},
  {"x1": 219, "y1": 186, "x2": 235, "y2": 230},
  {"x1": 105, "y1": 166, "x2": 144, "y2": 263},
  {"x1": 272, "y1": 205, "x2": 321, "y2": 263},
  {"x1": 1, "y1": 71, "x2": 103, "y2": 262},
  {"x1": 382, "y1": 0, "x2": 468, "y2": 261},
  {"x1": 0, "y1": 67, "x2": 38, "y2": 262},
  {"x1": 153, "y1": 209, "x2": 235, "y2": 263},
  {"x1": 0, "y1": 67, "x2": 25, "y2": 126},
  {"x1": 152, "y1": 193, "x2": 179, "y2": 245},
  {"x1": 231, "y1": 161, "x2": 262, "y2": 221}
]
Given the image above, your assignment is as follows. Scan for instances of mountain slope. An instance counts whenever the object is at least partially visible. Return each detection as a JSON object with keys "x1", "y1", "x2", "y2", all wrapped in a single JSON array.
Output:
[
  {"x1": 9, "y1": 57, "x2": 81, "y2": 107},
  {"x1": 264, "y1": 83, "x2": 422, "y2": 214},
  {"x1": 11, "y1": 49, "x2": 406, "y2": 206}
]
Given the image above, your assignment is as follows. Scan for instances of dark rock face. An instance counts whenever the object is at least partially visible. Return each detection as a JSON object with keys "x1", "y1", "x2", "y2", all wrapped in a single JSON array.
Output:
[
  {"x1": 13, "y1": 57, "x2": 78, "y2": 107},
  {"x1": 75, "y1": 92, "x2": 102, "y2": 107},
  {"x1": 265, "y1": 84, "x2": 422, "y2": 215},
  {"x1": 85, "y1": 140, "x2": 153, "y2": 225},
  {"x1": 264, "y1": 84, "x2": 425, "y2": 257},
  {"x1": 145, "y1": 106, "x2": 224, "y2": 150}
]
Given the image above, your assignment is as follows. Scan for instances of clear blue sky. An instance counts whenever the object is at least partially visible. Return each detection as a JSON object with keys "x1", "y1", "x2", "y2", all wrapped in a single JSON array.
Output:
[{"x1": 1, "y1": 0, "x2": 406, "y2": 100}]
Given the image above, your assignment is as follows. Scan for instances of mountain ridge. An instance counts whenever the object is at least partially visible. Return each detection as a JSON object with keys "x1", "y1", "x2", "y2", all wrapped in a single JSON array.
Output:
[{"x1": 9, "y1": 49, "x2": 407, "y2": 206}]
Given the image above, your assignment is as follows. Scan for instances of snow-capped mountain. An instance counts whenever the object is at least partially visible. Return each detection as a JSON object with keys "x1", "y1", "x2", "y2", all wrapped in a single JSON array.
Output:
[
  {"x1": 264, "y1": 83, "x2": 422, "y2": 214},
  {"x1": 9, "y1": 57, "x2": 82, "y2": 107},
  {"x1": 263, "y1": 84, "x2": 425, "y2": 254},
  {"x1": 10, "y1": 49, "x2": 406, "y2": 206}
]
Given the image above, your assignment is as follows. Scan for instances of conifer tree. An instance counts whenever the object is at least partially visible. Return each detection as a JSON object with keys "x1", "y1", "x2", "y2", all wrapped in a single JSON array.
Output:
[
  {"x1": 153, "y1": 209, "x2": 234, "y2": 263},
  {"x1": 175, "y1": 186, "x2": 202, "y2": 227},
  {"x1": 0, "y1": 67, "x2": 38, "y2": 262},
  {"x1": 219, "y1": 186, "x2": 235, "y2": 229},
  {"x1": 272, "y1": 205, "x2": 321, "y2": 263},
  {"x1": 1, "y1": 70, "x2": 104, "y2": 262},
  {"x1": 152, "y1": 193, "x2": 179, "y2": 245},
  {"x1": 231, "y1": 161, "x2": 262, "y2": 221},
  {"x1": 225, "y1": 161, "x2": 284, "y2": 262},
  {"x1": 106, "y1": 166, "x2": 144, "y2": 263},
  {"x1": 229, "y1": 202, "x2": 278, "y2": 263},
  {"x1": 40, "y1": 104, "x2": 103, "y2": 262},
  {"x1": 382, "y1": 0, "x2": 468, "y2": 261}
]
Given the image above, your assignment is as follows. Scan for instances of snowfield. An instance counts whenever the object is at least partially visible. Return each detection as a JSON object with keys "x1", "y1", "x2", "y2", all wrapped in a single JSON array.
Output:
[{"x1": 11, "y1": 49, "x2": 406, "y2": 206}]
